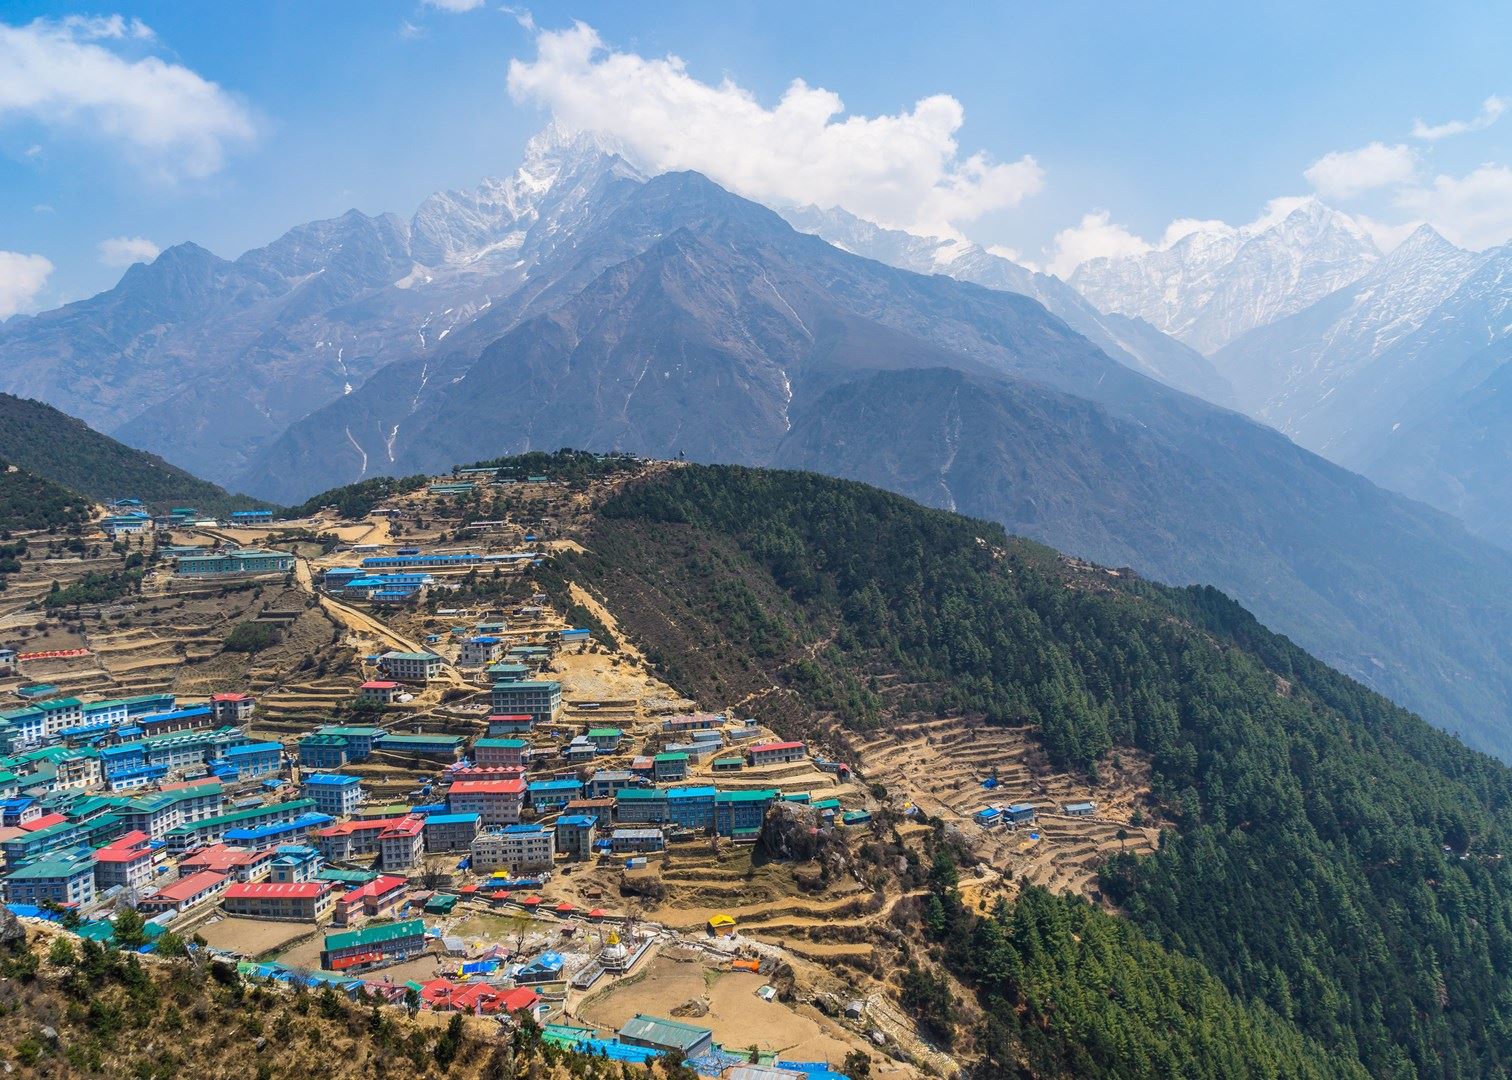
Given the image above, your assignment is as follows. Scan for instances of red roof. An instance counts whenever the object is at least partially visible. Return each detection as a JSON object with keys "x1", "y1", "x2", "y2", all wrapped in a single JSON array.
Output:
[
  {"x1": 361, "y1": 681, "x2": 399, "y2": 690},
  {"x1": 379, "y1": 816, "x2": 423, "y2": 839},
  {"x1": 94, "y1": 846, "x2": 153, "y2": 864},
  {"x1": 211, "y1": 693, "x2": 252, "y2": 702},
  {"x1": 340, "y1": 875, "x2": 408, "y2": 902},
  {"x1": 750, "y1": 740, "x2": 805, "y2": 753},
  {"x1": 147, "y1": 870, "x2": 227, "y2": 903},
  {"x1": 448, "y1": 779, "x2": 525, "y2": 795},
  {"x1": 319, "y1": 817, "x2": 400, "y2": 837},
  {"x1": 499, "y1": 987, "x2": 539, "y2": 1013},
  {"x1": 554, "y1": 902, "x2": 576, "y2": 913},
  {"x1": 329, "y1": 951, "x2": 380, "y2": 970},
  {"x1": 224, "y1": 881, "x2": 330, "y2": 899},
  {"x1": 587, "y1": 908, "x2": 607, "y2": 918},
  {"x1": 180, "y1": 844, "x2": 272, "y2": 871},
  {"x1": 521, "y1": 895, "x2": 541, "y2": 906},
  {"x1": 101, "y1": 830, "x2": 152, "y2": 851},
  {"x1": 450, "y1": 765, "x2": 526, "y2": 779},
  {"x1": 20, "y1": 812, "x2": 67, "y2": 832},
  {"x1": 486, "y1": 714, "x2": 533, "y2": 722}
]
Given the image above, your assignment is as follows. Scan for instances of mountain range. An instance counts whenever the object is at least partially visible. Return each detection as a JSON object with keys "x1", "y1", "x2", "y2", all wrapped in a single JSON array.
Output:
[
  {"x1": 7, "y1": 128, "x2": 1512, "y2": 758},
  {"x1": 1206, "y1": 226, "x2": 1512, "y2": 546},
  {"x1": 780, "y1": 204, "x2": 1235, "y2": 405},
  {"x1": 1069, "y1": 199, "x2": 1382, "y2": 355},
  {"x1": 1057, "y1": 206, "x2": 1512, "y2": 549}
]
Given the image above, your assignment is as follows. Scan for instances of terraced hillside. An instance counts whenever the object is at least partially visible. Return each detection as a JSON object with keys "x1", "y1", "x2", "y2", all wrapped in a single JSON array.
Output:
[{"x1": 546, "y1": 462, "x2": 1512, "y2": 1079}]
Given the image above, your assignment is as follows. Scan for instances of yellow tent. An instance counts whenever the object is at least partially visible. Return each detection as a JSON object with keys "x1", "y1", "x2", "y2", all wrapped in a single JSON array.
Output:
[{"x1": 708, "y1": 914, "x2": 736, "y2": 930}]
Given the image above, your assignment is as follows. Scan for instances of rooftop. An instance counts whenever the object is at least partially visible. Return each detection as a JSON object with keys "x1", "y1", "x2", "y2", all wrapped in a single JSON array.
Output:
[
  {"x1": 324, "y1": 917, "x2": 425, "y2": 952},
  {"x1": 224, "y1": 881, "x2": 329, "y2": 899},
  {"x1": 146, "y1": 870, "x2": 227, "y2": 903},
  {"x1": 618, "y1": 1014, "x2": 713, "y2": 1052}
]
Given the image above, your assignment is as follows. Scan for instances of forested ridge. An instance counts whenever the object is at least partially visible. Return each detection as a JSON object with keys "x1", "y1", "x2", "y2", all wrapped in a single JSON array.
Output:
[
  {"x1": 0, "y1": 460, "x2": 90, "y2": 533},
  {"x1": 0, "y1": 394, "x2": 255, "y2": 516},
  {"x1": 555, "y1": 463, "x2": 1512, "y2": 1078}
]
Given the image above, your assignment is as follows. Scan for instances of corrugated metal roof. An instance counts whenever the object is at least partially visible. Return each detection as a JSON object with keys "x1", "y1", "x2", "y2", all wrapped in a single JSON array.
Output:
[
  {"x1": 323, "y1": 917, "x2": 424, "y2": 952},
  {"x1": 618, "y1": 1014, "x2": 712, "y2": 1052}
]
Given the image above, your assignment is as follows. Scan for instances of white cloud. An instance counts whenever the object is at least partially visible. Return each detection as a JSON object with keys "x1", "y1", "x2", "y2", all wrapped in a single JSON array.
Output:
[
  {"x1": 1044, "y1": 212, "x2": 1156, "y2": 277},
  {"x1": 1396, "y1": 164, "x2": 1512, "y2": 249},
  {"x1": 0, "y1": 252, "x2": 53, "y2": 318},
  {"x1": 1353, "y1": 214, "x2": 1426, "y2": 253},
  {"x1": 0, "y1": 15, "x2": 254, "y2": 179},
  {"x1": 1304, "y1": 142, "x2": 1416, "y2": 200},
  {"x1": 421, "y1": 0, "x2": 486, "y2": 10},
  {"x1": 1045, "y1": 197, "x2": 1338, "y2": 277},
  {"x1": 97, "y1": 236, "x2": 160, "y2": 267},
  {"x1": 506, "y1": 22, "x2": 1043, "y2": 237},
  {"x1": 1412, "y1": 95, "x2": 1506, "y2": 142},
  {"x1": 501, "y1": 6, "x2": 535, "y2": 31}
]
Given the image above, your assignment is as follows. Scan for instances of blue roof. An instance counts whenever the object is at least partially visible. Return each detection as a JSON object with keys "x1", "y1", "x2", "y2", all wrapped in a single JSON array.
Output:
[
  {"x1": 502, "y1": 823, "x2": 549, "y2": 835},
  {"x1": 424, "y1": 812, "x2": 481, "y2": 825},
  {"x1": 528, "y1": 779, "x2": 582, "y2": 792},
  {"x1": 224, "y1": 741, "x2": 281, "y2": 757},
  {"x1": 141, "y1": 706, "x2": 212, "y2": 725},
  {"x1": 224, "y1": 812, "x2": 332, "y2": 840},
  {"x1": 556, "y1": 815, "x2": 596, "y2": 828},
  {"x1": 778, "y1": 1063, "x2": 850, "y2": 1080},
  {"x1": 668, "y1": 786, "x2": 716, "y2": 799},
  {"x1": 302, "y1": 773, "x2": 359, "y2": 786}
]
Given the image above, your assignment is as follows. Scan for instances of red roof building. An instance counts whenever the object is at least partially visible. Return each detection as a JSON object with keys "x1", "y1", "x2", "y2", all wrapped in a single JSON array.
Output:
[
  {"x1": 179, "y1": 843, "x2": 276, "y2": 882},
  {"x1": 448, "y1": 779, "x2": 526, "y2": 794},
  {"x1": 746, "y1": 740, "x2": 807, "y2": 766},
  {"x1": 223, "y1": 880, "x2": 335, "y2": 921},
  {"x1": 138, "y1": 870, "x2": 229, "y2": 913},
  {"x1": 19, "y1": 812, "x2": 68, "y2": 832},
  {"x1": 101, "y1": 829, "x2": 152, "y2": 851},
  {"x1": 333, "y1": 873, "x2": 409, "y2": 925},
  {"x1": 315, "y1": 817, "x2": 401, "y2": 860},
  {"x1": 93, "y1": 835, "x2": 156, "y2": 890},
  {"x1": 446, "y1": 777, "x2": 525, "y2": 826}
]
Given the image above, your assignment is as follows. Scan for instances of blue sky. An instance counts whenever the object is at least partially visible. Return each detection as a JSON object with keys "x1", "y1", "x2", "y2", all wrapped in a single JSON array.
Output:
[{"x1": 3, "y1": 0, "x2": 1510, "y2": 309}]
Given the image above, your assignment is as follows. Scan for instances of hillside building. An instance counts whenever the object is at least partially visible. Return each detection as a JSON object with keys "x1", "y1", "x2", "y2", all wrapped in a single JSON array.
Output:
[{"x1": 470, "y1": 823, "x2": 554, "y2": 873}]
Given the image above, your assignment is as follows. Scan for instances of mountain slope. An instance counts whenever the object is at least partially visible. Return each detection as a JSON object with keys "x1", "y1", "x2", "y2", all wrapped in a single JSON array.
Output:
[
  {"x1": 0, "y1": 394, "x2": 253, "y2": 515},
  {"x1": 0, "y1": 460, "x2": 90, "y2": 533},
  {"x1": 1070, "y1": 200, "x2": 1380, "y2": 353},
  {"x1": 1210, "y1": 231, "x2": 1512, "y2": 546},
  {"x1": 0, "y1": 128, "x2": 645, "y2": 483},
  {"x1": 782, "y1": 204, "x2": 1234, "y2": 405},
  {"x1": 554, "y1": 462, "x2": 1512, "y2": 1078},
  {"x1": 250, "y1": 171, "x2": 1512, "y2": 761}
]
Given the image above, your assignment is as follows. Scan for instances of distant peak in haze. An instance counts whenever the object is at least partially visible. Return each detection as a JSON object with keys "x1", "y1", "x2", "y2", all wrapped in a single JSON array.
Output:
[{"x1": 1069, "y1": 198, "x2": 1381, "y2": 353}]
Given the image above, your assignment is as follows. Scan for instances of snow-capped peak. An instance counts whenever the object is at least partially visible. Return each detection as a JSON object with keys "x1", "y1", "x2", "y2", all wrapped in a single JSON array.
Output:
[
  {"x1": 1070, "y1": 199, "x2": 1381, "y2": 353},
  {"x1": 408, "y1": 123, "x2": 643, "y2": 268}
]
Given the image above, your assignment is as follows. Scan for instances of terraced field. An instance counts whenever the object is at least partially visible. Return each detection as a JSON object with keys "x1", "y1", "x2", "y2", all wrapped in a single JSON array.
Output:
[{"x1": 855, "y1": 718, "x2": 1158, "y2": 899}]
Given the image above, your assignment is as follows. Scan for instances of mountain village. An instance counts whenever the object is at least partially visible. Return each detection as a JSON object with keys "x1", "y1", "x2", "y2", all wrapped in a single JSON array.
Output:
[{"x1": 0, "y1": 458, "x2": 1159, "y2": 1080}]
